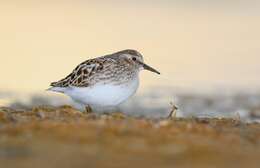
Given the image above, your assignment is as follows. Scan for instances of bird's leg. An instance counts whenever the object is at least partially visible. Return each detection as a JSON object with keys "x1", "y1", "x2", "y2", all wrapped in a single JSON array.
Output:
[{"x1": 85, "y1": 105, "x2": 93, "y2": 114}]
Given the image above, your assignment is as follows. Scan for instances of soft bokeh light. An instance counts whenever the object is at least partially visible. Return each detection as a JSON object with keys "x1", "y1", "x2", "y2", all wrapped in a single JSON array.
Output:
[{"x1": 0, "y1": 0, "x2": 260, "y2": 93}]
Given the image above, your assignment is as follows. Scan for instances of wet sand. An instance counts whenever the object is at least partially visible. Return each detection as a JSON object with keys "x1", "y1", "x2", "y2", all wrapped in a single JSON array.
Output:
[{"x1": 0, "y1": 106, "x2": 260, "y2": 168}]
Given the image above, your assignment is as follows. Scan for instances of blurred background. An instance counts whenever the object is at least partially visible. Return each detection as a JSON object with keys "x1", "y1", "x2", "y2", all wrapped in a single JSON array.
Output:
[{"x1": 0, "y1": 0, "x2": 260, "y2": 120}]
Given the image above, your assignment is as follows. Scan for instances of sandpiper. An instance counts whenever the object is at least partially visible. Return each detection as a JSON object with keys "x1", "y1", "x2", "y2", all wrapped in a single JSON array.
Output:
[{"x1": 48, "y1": 49, "x2": 160, "y2": 111}]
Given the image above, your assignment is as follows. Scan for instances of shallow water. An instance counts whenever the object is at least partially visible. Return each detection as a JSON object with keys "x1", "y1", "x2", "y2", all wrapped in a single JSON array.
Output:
[{"x1": 1, "y1": 87, "x2": 260, "y2": 122}]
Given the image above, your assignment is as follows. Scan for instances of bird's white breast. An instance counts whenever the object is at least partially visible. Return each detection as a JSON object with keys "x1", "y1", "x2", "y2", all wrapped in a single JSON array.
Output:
[{"x1": 65, "y1": 77, "x2": 139, "y2": 108}]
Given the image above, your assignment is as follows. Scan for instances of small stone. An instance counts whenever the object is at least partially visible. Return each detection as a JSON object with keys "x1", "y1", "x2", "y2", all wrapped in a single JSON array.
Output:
[
  {"x1": 36, "y1": 111, "x2": 45, "y2": 119},
  {"x1": 0, "y1": 112, "x2": 7, "y2": 122},
  {"x1": 158, "y1": 120, "x2": 171, "y2": 127}
]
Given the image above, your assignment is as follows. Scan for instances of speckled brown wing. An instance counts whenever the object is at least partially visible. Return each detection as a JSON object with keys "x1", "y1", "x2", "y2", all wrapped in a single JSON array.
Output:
[{"x1": 50, "y1": 57, "x2": 113, "y2": 87}]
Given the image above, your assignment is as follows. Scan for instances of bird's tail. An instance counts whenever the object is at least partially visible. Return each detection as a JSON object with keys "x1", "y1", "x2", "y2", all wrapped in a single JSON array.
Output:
[{"x1": 46, "y1": 87, "x2": 66, "y2": 93}]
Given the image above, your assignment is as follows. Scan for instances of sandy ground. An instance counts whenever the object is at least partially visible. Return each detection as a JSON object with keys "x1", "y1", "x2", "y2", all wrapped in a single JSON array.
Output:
[{"x1": 0, "y1": 106, "x2": 260, "y2": 168}]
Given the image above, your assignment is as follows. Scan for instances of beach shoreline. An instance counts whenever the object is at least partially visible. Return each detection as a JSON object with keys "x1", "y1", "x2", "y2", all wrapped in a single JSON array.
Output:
[{"x1": 0, "y1": 106, "x2": 260, "y2": 168}]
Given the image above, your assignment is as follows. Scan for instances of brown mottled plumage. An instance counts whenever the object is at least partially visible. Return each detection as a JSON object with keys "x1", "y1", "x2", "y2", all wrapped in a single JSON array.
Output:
[{"x1": 50, "y1": 49, "x2": 143, "y2": 87}]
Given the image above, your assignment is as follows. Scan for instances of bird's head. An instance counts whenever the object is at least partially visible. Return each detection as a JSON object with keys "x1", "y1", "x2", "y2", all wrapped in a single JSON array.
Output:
[{"x1": 117, "y1": 49, "x2": 160, "y2": 75}]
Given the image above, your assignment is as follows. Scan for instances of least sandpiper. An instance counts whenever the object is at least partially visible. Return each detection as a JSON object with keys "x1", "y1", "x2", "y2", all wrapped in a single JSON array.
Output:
[{"x1": 48, "y1": 49, "x2": 160, "y2": 111}]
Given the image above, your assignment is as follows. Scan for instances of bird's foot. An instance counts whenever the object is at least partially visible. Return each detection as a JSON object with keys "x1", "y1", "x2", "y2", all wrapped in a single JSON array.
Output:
[{"x1": 84, "y1": 105, "x2": 93, "y2": 114}]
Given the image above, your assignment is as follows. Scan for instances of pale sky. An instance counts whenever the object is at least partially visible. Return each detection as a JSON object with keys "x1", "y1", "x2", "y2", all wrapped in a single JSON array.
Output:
[{"x1": 0, "y1": 1, "x2": 260, "y2": 93}]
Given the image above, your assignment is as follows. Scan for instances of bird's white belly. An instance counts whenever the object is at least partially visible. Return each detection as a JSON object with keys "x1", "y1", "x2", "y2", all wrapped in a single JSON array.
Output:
[{"x1": 65, "y1": 78, "x2": 139, "y2": 108}]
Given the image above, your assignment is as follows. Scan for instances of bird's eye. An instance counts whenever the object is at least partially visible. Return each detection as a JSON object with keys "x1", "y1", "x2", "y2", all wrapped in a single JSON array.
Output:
[{"x1": 132, "y1": 57, "x2": 137, "y2": 61}]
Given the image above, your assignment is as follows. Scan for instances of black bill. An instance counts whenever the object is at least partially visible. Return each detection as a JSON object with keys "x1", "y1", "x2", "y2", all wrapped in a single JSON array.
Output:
[{"x1": 140, "y1": 62, "x2": 160, "y2": 75}]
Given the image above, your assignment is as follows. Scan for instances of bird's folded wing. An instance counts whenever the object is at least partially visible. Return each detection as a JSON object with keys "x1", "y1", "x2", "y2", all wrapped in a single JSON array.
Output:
[{"x1": 50, "y1": 57, "x2": 111, "y2": 87}]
